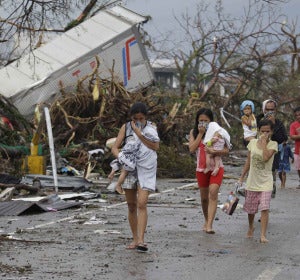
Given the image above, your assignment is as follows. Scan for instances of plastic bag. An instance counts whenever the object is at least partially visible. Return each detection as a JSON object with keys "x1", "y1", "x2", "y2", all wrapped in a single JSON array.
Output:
[
  {"x1": 235, "y1": 182, "x2": 246, "y2": 197},
  {"x1": 222, "y1": 192, "x2": 239, "y2": 215}
]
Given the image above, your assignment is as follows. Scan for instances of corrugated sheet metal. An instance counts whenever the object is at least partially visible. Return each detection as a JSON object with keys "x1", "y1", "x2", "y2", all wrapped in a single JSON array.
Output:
[
  {"x1": 0, "y1": 5, "x2": 145, "y2": 89},
  {"x1": 0, "y1": 5, "x2": 151, "y2": 116},
  {"x1": 0, "y1": 195, "x2": 82, "y2": 216},
  {"x1": 0, "y1": 201, "x2": 38, "y2": 216}
]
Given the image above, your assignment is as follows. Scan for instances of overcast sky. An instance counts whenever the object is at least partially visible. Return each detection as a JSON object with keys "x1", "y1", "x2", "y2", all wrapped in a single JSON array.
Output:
[
  {"x1": 123, "y1": 0, "x2": 300, "y2": 46},
  {"x1": 124, "y1": 0, "x2": 300, "y2": 26}
]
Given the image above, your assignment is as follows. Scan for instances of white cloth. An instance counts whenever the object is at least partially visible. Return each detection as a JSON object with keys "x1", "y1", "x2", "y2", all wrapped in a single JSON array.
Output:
[
  {"x1": 204, "y1": 122, "x2": 232, "y2": 149},
  {"x1": 242, "y1": 116, "x2": 257, "y2": 139},
  {"x1": 262, "y1": 99, "x2": 277, "y2": 114},
  {"x1": 136, "y1": 122, "x2": 160, "y2": 192},
  {"x1": 118, "y1": 133, "x2": 140, "y2": 171},
  {"x1": 243, "y1": 124, "x2": 257, "y2": 138}
]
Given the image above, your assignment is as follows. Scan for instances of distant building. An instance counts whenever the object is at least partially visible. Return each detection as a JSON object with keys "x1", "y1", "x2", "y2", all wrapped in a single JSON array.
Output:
[
  {"x1": 151, "y1": 59, "x2": 179, "y2": 89},
  {"x1": 150, "y1": 59, "x2": 241, "y2": 97}
]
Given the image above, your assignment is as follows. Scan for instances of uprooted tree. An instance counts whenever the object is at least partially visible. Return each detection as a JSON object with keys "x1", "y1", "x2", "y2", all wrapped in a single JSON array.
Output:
[{"x1": 149, "y1": 0, "x2": 299, "y2": 126}]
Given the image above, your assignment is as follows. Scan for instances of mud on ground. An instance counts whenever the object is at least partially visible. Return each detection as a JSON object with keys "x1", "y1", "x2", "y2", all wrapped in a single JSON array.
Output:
[{"x1": 1, "y1": 154, "x2": 300, "y2": 280}]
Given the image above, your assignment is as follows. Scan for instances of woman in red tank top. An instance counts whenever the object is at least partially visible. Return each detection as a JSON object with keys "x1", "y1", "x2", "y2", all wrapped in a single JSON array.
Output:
[{"x1": 189, "y1": 108, "x2": 230, "y2": 234}]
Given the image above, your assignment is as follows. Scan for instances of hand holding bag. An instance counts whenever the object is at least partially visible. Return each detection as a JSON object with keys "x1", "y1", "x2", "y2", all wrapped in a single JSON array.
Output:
[{"x1": 235, "y1": 182, "x2": 246, "y2": 197}]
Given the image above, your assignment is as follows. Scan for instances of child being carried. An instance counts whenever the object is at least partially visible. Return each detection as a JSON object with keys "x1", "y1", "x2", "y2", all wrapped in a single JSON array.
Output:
[{"x1": 203, "y1": 122, "x2": 231, "y2": 176}]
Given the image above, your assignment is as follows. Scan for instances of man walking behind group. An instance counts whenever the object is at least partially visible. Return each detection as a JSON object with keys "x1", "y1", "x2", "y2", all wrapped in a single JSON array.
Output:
[
  {"x1": 257, "y1": 99, "x2": 288, "y2": 198},
  {"x1": 289, "y1": 106, "x2": 300, "y2": 188}
]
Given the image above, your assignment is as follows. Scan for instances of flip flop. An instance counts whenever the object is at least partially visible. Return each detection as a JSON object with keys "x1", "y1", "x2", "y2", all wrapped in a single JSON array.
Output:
[
  {"x1": 136, "y1": 243, "x2": 148, "y2": 252},
  {"x1": 206, "y1": 230, "x2": 215, "y2": 234}
]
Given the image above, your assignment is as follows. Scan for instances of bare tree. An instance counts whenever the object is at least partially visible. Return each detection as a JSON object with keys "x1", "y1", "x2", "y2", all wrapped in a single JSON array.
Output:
[
  {"x1": 0, "y1": 0, "x2": 115, "y2": 65},
  {"x1": 152, "y1": 0, "x2": 298, "y2": 116}
]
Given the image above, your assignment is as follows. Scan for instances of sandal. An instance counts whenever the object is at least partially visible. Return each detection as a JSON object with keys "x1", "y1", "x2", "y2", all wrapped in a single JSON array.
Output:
[{"x1": 136, "y1": 243, "x2": 148, "y2": 252}]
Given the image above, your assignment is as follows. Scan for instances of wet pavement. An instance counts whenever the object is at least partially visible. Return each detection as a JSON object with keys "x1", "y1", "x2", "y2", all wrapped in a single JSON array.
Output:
[{"x1": 0, "y1": 163, "x2": 300, "y2": 280}]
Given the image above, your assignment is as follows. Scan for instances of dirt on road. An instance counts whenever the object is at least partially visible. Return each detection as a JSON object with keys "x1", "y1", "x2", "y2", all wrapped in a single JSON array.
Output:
[{"x1": 1, "y1": 158, "x2": 300, "y2": 280}]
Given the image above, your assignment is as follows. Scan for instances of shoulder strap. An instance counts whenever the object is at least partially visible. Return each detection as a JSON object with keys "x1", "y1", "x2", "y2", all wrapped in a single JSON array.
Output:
[{"x1": 124, "y1": 122, "x2": 133, "y2": 142}]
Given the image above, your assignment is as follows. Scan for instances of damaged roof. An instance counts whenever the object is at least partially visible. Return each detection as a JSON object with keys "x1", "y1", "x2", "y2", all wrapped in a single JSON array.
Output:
[
  {"x1": 0, "y1": 5, "x2": 151, "y2": 117},
  {"x1": 0, "y1": 194, "x2": 82, "y2": 216}
]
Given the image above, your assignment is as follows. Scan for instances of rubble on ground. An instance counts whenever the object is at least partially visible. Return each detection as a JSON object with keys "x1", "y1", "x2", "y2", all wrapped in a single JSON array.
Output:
[{"x1": 0, "y1": 65, "x2": 243, "y2": 207}]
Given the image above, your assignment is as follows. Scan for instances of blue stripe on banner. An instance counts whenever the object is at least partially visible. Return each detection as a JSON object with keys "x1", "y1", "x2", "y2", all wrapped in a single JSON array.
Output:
[
  {"x1": 122, "y1": 47, "x2": 128, "y2": 86},
  {"x1": 129, "y1": 40, "x2": 137, "y2": 47}
]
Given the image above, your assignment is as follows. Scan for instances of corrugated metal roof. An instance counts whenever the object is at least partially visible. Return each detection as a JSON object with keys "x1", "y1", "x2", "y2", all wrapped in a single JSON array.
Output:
[
  {"x1": 0, "y1": 195, "x2": 82, "y2": 216},
  {"x1": 0, "y1": 5, "x2": 149, "y2": 113},
  {"x1": 0, "y1": 201, "x2": 38, "y2": 216},
  {"x1": 0, "y1": 5, "x2": 146, "y2": 88}
]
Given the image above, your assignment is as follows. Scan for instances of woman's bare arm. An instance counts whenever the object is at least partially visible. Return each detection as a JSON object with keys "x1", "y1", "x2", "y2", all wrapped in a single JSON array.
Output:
[
  {"x1": 189, "y1": 128, "x2": 205, "y2": 153},
  {"x1": 239, "y1": 151, "x2": 250, "y2": 182}
]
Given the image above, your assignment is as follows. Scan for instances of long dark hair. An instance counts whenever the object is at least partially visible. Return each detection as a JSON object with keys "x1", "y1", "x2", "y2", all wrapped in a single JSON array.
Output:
[{"x1": 192, "y1": 108, "x2": 214, "y2": 139}]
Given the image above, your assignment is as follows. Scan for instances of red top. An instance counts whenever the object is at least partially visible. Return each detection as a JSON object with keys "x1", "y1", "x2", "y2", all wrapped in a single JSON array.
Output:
[
  {"x1": 290, "y1": 120, "x2": 300, "y2": 154},
  {"x1": 196, "y1": 141, "x2": 223, "y2": 172}
]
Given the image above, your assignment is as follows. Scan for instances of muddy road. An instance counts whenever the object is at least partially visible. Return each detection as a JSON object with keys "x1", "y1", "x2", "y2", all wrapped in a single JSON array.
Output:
[{"x1": 0, "y1": 163, "x2": 300, "y2": 280}]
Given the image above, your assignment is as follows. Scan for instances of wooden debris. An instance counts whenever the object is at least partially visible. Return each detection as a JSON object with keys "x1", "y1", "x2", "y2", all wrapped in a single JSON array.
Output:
[{"x1": 0, "y1": 187, "x2": 15, "y2": 201}]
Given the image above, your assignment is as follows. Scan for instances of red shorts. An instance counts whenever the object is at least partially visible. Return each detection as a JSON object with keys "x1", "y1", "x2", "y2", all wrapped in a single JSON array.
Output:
[{"x1": 196, "y1": 168, "x2": 224, "y2": 188}]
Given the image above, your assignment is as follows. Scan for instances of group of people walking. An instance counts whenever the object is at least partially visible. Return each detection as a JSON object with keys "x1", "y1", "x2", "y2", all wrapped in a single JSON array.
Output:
[{"x1": 109, "y1": 100, "x2": 300, "y2": 252}]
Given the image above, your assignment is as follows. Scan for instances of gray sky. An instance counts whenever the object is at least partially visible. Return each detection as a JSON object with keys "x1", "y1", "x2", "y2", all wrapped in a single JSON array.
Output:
[
  {"x1": 124, "y1": 0, "x2": 299, "y2": 25},
  {"x1": 124, "y1": 0, "x2": 299, "y2": 47}
]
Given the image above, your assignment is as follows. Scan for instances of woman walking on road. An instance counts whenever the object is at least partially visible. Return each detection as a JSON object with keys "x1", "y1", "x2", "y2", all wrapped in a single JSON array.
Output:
[
  {"x1": 189, "y1": 108, "x2": 230, "y2": 234},
  {"x1": 111, "y1": 102, "x2": 160, "y2": 252},
  {"x1": 239, "y1": 119, "x2": 277, "y2": 243}
]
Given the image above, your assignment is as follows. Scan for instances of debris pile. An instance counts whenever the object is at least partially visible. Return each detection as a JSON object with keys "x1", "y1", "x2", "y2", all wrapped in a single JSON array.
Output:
[{"x1": 0, "y1": 61, "x2": 208, "y2": 197}]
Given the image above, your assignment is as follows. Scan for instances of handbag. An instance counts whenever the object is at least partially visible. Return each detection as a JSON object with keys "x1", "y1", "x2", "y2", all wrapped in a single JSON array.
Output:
[{"x1": 222, "y1": 192, "x2": 239, "y2": 215}]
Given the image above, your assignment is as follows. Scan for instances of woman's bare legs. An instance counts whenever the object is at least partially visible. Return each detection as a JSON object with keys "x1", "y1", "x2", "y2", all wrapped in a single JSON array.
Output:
[
  {"x1": 124, "y1": 188, "x2": 149, "y2": 247},
  {"x1": 199, "y1": 188, "x2": 209, "y2": 231},
  {"x1": 206, "y1": 183, "x2": 220, "y2": 233},
  {"x1": 136, "y1": 188, "x2": 149, "y2": 245},
  {"x1": 125, "y1": 189, "x2": 138, "y2": 248}
]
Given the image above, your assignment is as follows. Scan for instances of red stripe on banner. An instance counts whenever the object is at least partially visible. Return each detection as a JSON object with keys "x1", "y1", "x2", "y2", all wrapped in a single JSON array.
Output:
[
  {"x1": 72, "y1": 70, "x2": 81, "y2": 77},
  {"x1": 125, "y1": 37, "x2": 136, "y2": 80}
]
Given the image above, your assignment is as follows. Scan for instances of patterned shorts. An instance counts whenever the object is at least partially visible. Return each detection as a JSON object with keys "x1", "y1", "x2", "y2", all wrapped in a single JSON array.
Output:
[
  {"x1": 122, "y1": 170, "x2": 138, "y2": 190},
  {"x1": 243, "y1": 190, "x2": 272, "y2": 214}
]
